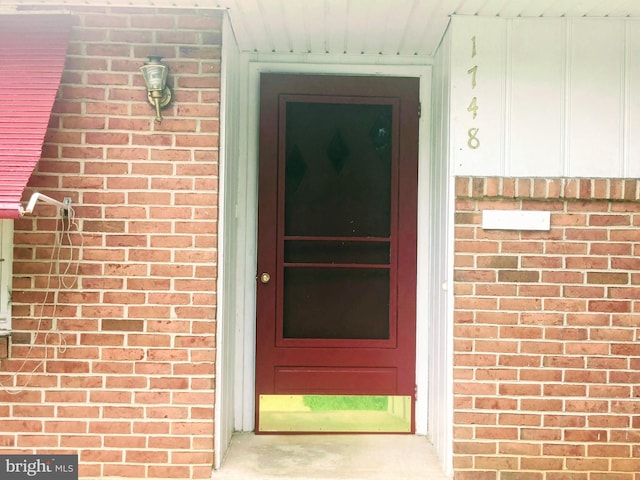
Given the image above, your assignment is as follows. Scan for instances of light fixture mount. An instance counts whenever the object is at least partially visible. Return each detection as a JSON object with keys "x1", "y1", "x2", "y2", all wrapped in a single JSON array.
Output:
[{"x1": 140, "y1": 55, "x2": 173, "y2": 123}]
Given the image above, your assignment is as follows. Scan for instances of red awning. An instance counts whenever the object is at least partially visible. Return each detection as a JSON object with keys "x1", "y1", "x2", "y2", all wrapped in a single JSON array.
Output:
[{"x1": 0, "y1": 15, "x2": 74, "y2": 219}]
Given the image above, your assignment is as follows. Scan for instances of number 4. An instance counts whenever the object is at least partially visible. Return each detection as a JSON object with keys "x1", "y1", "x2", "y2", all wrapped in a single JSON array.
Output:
[{"x1": 467, "y1": 97, "x2": 478, "y2": 119}]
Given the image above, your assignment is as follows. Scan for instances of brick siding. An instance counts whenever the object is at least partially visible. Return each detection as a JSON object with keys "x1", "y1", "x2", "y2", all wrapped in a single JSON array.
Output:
[
  {"x1": 0, "y1": 7, "x2": 222, "y2": 479},
  {"x1": 454, "y1": 177, "x2": 640, "y2": 480}
]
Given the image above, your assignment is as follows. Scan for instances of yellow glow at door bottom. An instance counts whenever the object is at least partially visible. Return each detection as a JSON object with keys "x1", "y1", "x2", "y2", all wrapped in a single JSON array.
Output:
[{"x1": 259, "y1": 395, "x2": 411, "y2": 433}]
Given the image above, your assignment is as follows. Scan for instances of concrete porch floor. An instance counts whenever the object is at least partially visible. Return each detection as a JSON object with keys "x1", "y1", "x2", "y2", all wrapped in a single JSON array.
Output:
[{"x1": 212, "y1": 433, "x2": 452, "y2": 479}]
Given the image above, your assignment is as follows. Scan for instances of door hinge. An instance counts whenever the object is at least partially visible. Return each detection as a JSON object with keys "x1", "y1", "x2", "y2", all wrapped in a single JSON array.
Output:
[
  {"x1": 414, "y1": 384, "x2": 418, "y2": 401},
  {"x1": 418, "y1": 102, "x2": 421, "y2": 118}
]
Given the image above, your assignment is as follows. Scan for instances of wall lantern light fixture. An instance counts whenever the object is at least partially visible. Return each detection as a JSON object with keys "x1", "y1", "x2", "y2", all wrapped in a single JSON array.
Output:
[{"x1": 140, "y1": 55, "x2": 172, "y2": 123}]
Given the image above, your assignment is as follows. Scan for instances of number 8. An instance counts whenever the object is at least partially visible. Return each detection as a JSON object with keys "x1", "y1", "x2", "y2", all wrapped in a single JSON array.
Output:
[{"x1": 467, "y1": 128, "x2": 480, "y2": 149}]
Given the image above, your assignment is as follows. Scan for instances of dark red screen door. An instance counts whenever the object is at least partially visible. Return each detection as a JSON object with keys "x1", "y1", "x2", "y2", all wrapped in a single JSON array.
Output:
[{"x1": 256, "y1": 73, "x2": 419, "y2": 433}]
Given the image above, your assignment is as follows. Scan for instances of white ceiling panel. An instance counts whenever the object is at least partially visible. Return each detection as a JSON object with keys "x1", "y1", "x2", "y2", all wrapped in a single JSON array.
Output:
[
  {"x1": 6, "y1": 0, "x2": 640, "y2": 56},
  {"x1": 324, "y1": 0, "x2": 349, "y2": 54},
  {"x1": 516, "y1": 0, "x2": 557, "y2": 17},
  {"x1": 302, "y1": 0, "x2": 327, "y2": 53},
  {"x1": 486, "y1": 0, "x2": 528, "y2": 17},
  {"x1": 455, "y1": 0, "x2": 492, "y2": 16},
  {"x1": 538, "y1": 0, "x2": 607, "y2": 17},
  {"x1": 217, "y1": 0, "x2": 640, "y2": 56},
  {"x1": 399, "y1": 0, "x2": 457, "y2": 56},
  {"x1": 366, "y1": 0, "x2": 399, "y2": 55},
  {"x1": 586, "y1": 0, "x2": 634, "y2": 17}
]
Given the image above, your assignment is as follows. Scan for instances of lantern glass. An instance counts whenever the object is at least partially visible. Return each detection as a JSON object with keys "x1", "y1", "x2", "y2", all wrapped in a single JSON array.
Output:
[{"x1": 141, "y1": 63, "x2": 168, "y2": 92}]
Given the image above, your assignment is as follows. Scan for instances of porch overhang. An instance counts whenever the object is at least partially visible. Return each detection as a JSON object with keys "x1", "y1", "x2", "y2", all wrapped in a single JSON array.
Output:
[
  {"x1": 0, "y1": 14, "x2": 73, "y2": 219},
  {"x1": 3, "y1": 1, "x2": 640, "y2": 59},
  {"x1": 217, "y1": 0, "x2": 640, "y2": 57}
]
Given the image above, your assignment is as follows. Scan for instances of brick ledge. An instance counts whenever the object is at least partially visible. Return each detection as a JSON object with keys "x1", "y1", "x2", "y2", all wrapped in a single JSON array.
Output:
[{"x1": 456, "y1": 177, "x2": 640, "y2": 201}]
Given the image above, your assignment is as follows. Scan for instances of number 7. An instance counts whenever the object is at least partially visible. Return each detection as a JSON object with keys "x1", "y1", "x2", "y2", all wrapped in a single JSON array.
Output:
[{"x1": 467, "y1": 65, "x2": 478, "y2": 89}]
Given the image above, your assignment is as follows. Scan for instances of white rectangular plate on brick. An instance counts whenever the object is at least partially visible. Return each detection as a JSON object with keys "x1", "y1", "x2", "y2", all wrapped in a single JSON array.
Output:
[{"x1": 482, "y1": 210, "x2": 551, "y2": 231}]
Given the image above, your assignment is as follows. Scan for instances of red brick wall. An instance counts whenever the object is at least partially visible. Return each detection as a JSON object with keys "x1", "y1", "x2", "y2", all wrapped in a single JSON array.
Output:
[
  {"x1": 454, "y1": 177, "x2": 640, "y2": 480},
  {"x1": 0, "y1": 7, "x2": 222, "y2": 479}
]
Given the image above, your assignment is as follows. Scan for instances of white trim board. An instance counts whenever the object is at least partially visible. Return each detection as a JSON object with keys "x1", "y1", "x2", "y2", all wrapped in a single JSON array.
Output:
[
  {"x1": 215, "y1": 10, "x2": 242, "y2": 469},
  {"x1": 238, "y1": 58, "x2": 433, "y2": 433},
  {"x1": 0, "y1": 219, "x2": 13, "y2": 335}
]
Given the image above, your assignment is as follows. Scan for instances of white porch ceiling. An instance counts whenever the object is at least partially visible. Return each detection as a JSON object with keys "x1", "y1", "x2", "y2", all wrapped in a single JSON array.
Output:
[
  {"x1": 6, "y1": 0, "x2": 640, "y2": 56},
  {"x1": 218, "y1": 0, "x2": 640, "y2": 56}
]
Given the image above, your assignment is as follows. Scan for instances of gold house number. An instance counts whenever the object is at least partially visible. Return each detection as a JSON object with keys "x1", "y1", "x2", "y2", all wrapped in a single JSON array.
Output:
[{"x1": 467, "y1": 35, "x2": 480, "y2": 150}]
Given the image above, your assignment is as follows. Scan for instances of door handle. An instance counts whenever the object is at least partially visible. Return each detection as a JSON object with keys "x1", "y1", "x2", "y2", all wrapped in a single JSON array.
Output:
[{"x1": 260, "y1": 272, "x2": 271, "y2": 284}]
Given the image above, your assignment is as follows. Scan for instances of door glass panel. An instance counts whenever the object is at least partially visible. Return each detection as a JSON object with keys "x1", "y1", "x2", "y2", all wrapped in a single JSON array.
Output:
[
  {"x1": 282, "y1": 101, "x2": 394, "y2": 341},
  {"x1": 259, "y1": 395, "x2": 411, "y2": 432},
  {"x1": 283, "y1": 267, "x2": 389, "y2": 339},
  {"x1": 285, "y1": 102, "x2": 392, "y2": 238}
]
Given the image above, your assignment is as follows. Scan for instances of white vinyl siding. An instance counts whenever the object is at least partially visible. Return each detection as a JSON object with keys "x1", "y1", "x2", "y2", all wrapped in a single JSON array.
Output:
[
  {"x1": 451, "y1": 16, "x2": 640, "y2": 178},
  {"x1": 0, "y1": 219, "x2": 12, "y2": 335},
  {"x1": 428, "y1": 28, "x2": 455, "y2": 477}
]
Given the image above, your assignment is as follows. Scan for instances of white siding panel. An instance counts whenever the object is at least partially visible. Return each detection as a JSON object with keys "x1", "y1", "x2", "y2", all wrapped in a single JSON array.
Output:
[
  {"x1": 509, "y1": 19, "x2": 564, "y2": 177},
  {"x1": 567, "y1": 19, "x2": 624, "y2": 177},
  {"x1": 427, "y1": 28, "x2": 453, "y2": 477},
  {"x1": 451, "y1": 15, "x2": 636, "y2": 179},
  {"x1": 626, "y1": 22, "x2": 640, "y2": 177},
  {"x1": 215, "y1": 13, "x2": 242, "y2": 467},
  {"x1": 451, "y1": 16, "x2": 506, "y2": 176},
  {"x1": 0, "y1": 220, "x2": 12, "y2": 335}
]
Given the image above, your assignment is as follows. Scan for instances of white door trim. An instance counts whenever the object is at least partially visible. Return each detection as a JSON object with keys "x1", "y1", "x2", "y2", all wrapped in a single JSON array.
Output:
[{"x1": 230, "y1": 55, "x2": 436, "y2": 435}]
